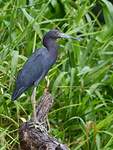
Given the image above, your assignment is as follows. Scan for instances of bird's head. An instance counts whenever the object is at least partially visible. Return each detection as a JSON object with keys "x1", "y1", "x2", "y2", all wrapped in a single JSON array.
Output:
[
  {"x1": 44, "y1": 29, "x2": 79, "y2": 40},
  {"x1": 43, "y1": 29, "x2": 80, "y2": 48}
]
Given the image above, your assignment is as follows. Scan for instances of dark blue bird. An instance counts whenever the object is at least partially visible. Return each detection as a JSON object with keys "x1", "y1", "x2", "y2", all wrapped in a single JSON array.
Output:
[{"x1": 12, "y1": 29, "x2": 78, "y2": 121}]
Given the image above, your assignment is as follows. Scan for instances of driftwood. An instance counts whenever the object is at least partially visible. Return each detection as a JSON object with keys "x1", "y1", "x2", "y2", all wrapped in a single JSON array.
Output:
[{"x1": 19, "y1": 91, "x2": 69, "y2": 150}]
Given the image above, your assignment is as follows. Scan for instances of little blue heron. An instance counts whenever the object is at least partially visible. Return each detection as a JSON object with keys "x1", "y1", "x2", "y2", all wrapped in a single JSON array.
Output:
[{"x1": 12, "y1": 29, "x2": 78, "y2": 122}]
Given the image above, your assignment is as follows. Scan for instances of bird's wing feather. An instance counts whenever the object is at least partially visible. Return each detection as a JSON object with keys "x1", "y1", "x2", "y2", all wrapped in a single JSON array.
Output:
[
  {"x1": 12, "y1": 48, "x2": 50, "y2": 100},
  {"x1": 17, "y1": 48, "x2": 47, "y2": 87},
  {"x1": 12, "y1": 86, "x2": 27, "y2": 100}
]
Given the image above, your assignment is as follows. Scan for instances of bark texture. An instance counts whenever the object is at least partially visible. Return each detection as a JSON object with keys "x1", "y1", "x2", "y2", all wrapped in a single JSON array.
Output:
[{"x1": 19, "y1": 91, "x2": 69, "y2": 150}]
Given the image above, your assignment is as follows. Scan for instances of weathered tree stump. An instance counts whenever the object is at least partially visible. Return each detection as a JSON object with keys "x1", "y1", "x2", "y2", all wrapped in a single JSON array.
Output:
[{"x1": 19, "y1": 91, "x2": 69, "y2": 150}]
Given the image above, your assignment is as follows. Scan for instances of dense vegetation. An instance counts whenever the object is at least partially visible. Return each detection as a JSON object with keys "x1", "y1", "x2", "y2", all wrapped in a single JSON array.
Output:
[{"x1": 1, "y1": 0, "x2": 113, "y2": 149}]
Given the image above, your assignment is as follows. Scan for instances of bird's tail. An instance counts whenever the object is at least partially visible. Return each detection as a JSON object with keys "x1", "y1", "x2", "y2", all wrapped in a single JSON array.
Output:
[{"x1": 12, "y1": 87, "x2": 26, "y2": 101}]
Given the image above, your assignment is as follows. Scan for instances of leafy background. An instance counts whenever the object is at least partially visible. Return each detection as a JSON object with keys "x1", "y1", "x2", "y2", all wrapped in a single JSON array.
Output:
[{"x1": 1, "y1": 0, "x2": 113, "y2": 149}]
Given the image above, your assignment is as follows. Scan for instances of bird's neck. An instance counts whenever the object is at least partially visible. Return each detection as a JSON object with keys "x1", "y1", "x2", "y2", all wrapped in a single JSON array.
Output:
[{"x1": 43, "y1": 38, "x2": 58, "y2": 58}]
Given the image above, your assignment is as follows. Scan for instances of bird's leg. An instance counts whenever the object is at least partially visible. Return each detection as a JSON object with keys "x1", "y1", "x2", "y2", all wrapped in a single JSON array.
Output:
[
  {"x1": 31, "y1": 87, "x2": 37, "y2": 123},
  {"x1": 45, "y1": 76, "x2": 50, "y2": 92},
  {"x1": 44, "y1": 76, "x2": 51, "y2": 131},
  {"x1": 31, "y1": 87, "x2": 47, "y2": 132},
  {"x1": 46, "y1": 117, "x2": 50, "y2": 132}
]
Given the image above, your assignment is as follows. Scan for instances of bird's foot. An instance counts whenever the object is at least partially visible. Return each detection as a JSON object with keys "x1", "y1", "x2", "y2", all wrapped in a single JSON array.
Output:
[{"x1": 28, "y1": 121, "x2": 47, "y2": 133}]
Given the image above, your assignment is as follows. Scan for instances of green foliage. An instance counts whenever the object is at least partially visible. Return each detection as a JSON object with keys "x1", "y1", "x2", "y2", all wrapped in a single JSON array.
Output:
[{"x1": 1, "y1": 0, "x2": 113, "y2": 149}]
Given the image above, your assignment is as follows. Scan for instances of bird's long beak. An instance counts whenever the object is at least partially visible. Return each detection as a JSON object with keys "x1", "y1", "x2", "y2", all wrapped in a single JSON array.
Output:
[{"x1": 59, "y1": 33, "x2": 80, "y2": 40}]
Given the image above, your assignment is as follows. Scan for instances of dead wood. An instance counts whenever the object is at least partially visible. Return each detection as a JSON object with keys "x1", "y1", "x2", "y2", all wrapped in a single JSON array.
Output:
[{"x1": 19, "y1": 91, "x2": 69, "y2": 150}]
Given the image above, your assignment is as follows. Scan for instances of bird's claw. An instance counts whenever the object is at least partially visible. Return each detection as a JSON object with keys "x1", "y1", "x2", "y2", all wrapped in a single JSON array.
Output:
[{"x1": 28, "y1": 121, "x2": 47, "y2": 133}]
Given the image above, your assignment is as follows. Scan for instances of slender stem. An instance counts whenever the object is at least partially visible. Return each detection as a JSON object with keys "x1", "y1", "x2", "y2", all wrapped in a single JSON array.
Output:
[{"x1": 31, "y1": 87, "x2": 37, "y2": 123}]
